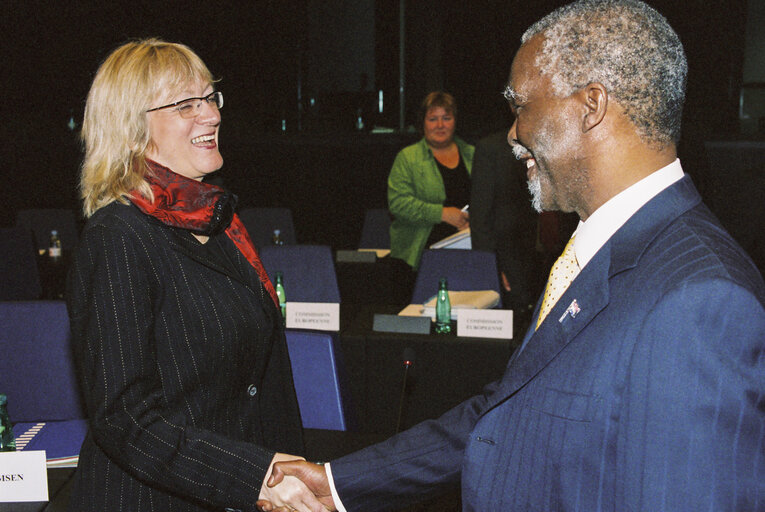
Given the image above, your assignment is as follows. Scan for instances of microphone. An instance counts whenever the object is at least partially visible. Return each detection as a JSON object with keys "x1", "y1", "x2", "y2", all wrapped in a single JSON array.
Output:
[{"x1": 395, "y1": 347, "x2": 416, "y2": 434}]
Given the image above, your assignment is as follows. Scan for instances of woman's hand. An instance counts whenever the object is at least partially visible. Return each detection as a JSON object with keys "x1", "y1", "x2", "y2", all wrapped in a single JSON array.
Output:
[
  {"x1": 441, "y1": 207, "x2": 470, "y2": 230},
  {"x1": 258, "y1": 453, "x2": 329, "y2": 512}
]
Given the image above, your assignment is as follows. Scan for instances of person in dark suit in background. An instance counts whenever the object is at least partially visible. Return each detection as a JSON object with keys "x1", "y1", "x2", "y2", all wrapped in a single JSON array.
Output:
[
  {"x1": 260, "y1": 1, "x2": 765, "y2": 510},
  {"x1": 67, "y1": 39, "x2": 325, "y2": 512},
  {"x1": 470, "y1": 130, "x2": 539, "y2": 319}
]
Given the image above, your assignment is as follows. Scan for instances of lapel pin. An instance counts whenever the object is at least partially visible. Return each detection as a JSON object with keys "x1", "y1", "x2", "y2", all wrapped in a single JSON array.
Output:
[{"x1": 558, "y1": 299, "x2": 581, "y2": 323}]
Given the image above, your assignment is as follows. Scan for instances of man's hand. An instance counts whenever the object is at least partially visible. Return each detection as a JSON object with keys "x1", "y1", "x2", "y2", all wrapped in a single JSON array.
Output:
[
  {"x1": 257, "y1": 453, "x2": 329, "y2": 512},
  {"x1": 256, "y1": 460, "x2": 335, "y2": 512}
]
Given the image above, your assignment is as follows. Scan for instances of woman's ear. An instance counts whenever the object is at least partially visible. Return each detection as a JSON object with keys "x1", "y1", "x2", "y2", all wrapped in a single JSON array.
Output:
[{"x1": 581, "y1": 82, "x2": 608, "y2": 133}]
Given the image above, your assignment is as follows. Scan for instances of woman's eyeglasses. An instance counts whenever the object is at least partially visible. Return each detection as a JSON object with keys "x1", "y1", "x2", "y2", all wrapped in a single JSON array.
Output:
[{"x1": 146, "y1": 91, "x2": 223, "y2": 119}]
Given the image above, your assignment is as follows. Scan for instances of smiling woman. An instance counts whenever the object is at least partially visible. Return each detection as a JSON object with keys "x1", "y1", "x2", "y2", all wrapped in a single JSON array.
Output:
[
  {"x1": 67, "y1": 39, "x2": 322, "y2": 511},
  {"x1": 387, "y1": 91, "x2": 475, "y2": 270},
  {"x1": 145, "y1": 86, "x2": 224, "y2": 181}
]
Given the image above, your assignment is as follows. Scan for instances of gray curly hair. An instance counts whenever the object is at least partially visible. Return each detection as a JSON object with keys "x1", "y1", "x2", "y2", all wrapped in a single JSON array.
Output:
[{"x1": 522, "y1": 0, "x2": 687, "y2": 149}]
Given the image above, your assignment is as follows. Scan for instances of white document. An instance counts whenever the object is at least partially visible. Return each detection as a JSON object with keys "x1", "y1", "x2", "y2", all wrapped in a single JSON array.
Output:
[
  {"x1": 0, "y1": 450, "x2": 49, "y2": 502},
  {"x1": 285, "y1": 302, "x2": 340, "y2": 331},
  {"x1": 457, "y1": 309, "x2": 513, "y2": 339}
]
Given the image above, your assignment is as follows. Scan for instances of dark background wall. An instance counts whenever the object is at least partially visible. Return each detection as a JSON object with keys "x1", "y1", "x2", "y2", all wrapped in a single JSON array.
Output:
[{"x1": 2, "y1": 0, "x2": 762, "y2": 268}]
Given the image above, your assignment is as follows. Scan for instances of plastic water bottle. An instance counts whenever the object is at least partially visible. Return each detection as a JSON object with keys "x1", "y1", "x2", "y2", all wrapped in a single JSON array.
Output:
[
  {"x1": 0, "y1": 394, "x2": 16, "y2": 452},
  {"x1": 275, "y1": 271, "x2": 287, "y2": 321},
  {"x1": 272, "y1": 229, "x2": 284, "y2": 246},
  {"x1": 435, "y1": 277, "x2": 452, "y2": 334},
  {"x1": 49, "y1": 229, "x2": 62, "y2": 260}
]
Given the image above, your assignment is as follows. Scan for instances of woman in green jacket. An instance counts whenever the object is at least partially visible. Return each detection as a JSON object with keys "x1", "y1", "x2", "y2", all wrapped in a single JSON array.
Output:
[{"x1": 388, "y1": 91, "x2": 475, "y2": 269}]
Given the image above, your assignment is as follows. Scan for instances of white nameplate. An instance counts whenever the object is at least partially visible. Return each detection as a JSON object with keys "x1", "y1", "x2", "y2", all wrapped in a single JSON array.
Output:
[
  {"x1": 285, "y1": 302, "x2": 340, "y2": 331},
  {"x1": 457, "y1": 309, "x2": 513, "y2": 339},
  {"x1": 0, "y1": 450, "x2": 49, "y2": 502}
]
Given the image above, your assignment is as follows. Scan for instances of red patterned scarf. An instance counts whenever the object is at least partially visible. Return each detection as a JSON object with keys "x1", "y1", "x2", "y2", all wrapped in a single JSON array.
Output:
[{"x1": 129, "y1": 160, "x2": 278, "y2": 305}]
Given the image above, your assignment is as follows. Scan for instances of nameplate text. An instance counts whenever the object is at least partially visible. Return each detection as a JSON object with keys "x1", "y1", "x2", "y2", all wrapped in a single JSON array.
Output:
[
  {"x1": 286, "y1": 302, "x2": 340, "y2": 331},
  {"x1": 457, "y1": 309, "x2": 513, "y2": 339},
  {"x1": 0, "y1": 450, "x2": 48, "y2": 502}
]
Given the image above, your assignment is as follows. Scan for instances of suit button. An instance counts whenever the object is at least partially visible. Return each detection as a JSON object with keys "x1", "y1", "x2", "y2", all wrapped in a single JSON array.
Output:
[{"x1": 247, "y1": 384, "x2": 257, "y2": 396}]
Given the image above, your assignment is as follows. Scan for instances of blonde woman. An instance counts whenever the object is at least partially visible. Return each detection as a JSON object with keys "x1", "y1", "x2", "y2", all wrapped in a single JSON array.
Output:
[{"x1": 67, "y1": 39, "x2": 325, "y2": 512}]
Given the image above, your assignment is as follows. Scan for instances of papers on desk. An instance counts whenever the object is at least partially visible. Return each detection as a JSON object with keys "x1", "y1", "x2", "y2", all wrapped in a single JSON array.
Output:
[
  {"x1": 422, "y1": 290, "x2": 500, "y2": 319},
  {"x1": 398, "y1": 304, "x2": 427, "y2": 317},
  {"x1": 358, "y1": 248, "x2": 391, "y2": 258},
  {"x1": 429, "y1": 228, "x2": 471, "y2": 249},
  {"x1": 397, "y1": 291, "x2": 512, "y2": 338},
  {"x1": 14, "y1": 419, "x2": 87, "y2": 468},
  {"x1": 398, "y1": 290, "x2": 501, "y2": 320}
]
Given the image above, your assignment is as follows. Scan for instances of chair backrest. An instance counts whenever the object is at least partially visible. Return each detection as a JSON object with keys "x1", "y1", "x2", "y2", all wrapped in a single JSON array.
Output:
[
  {"x1": 0, "y1": 226, "x2": 42, "y2": 300},
  {"x1": 16, "y1": 208, "x2": 80, "y2": 253},
  {"x1": 285, "y1": 330, "x2": 353, "y2": 430},
  {"x1": 359, "y1": 208, "x2": 391, "y2": 249},
  {"x1": 258, "y1": 245, "x2": 341, "y2": 303},
  {"x1": 0, "y1": 301, "x2": 86, "y2": 422},
  {"x1": 411, "y1": 249, "x2": 502, "y2": 305},
  {"x1": 238, "y1": 207, "x2": 297, "y2": 250}
]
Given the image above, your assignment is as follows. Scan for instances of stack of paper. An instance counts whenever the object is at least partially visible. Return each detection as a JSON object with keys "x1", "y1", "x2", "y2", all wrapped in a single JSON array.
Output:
[{"x1": 429, "y1": 228, "x2": 471, "y2": 249}]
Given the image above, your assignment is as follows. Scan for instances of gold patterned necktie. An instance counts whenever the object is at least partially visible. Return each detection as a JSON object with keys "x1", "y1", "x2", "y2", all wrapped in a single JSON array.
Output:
[{"x1": 536, "y1": 236, "x2": 579, "y2": 329}]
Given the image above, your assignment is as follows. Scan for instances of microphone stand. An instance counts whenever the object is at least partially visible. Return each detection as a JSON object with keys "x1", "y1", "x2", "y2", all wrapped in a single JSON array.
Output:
[{"x1": 395, "y1": 348, "x2": 415, "y2": 434}]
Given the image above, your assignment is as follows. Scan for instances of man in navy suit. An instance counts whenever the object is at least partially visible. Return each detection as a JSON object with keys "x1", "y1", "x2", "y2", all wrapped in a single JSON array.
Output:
[{"x1": 262, "y1": 1, "x2": 765, "y2": 510}]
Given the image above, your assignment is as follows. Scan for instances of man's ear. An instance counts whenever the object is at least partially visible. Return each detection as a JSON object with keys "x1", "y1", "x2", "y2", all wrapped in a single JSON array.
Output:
[{"x1": 581, "y1": 82, "x2": 607, "y2": 132}]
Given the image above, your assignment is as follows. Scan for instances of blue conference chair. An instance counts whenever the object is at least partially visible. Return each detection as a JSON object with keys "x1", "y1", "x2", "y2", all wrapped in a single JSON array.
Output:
[
  {"x1": 411, "y1": 249, "x2": 502, "y2": 306},
  {"x1": 358, "y1": 208, "x2": 391, "y2": 249},
  {"x1": 257, "y1": 245, "x2": 352, "y2": 429},
  {"x1": 0, "y1": 226, "x2": 42, "y2": 300},
  {"x1": 258, "y1": 244, "x2": 340, "y2": 303},
  {"x1": 0, "y1": 300, "x2": 88, "y2": 460},
  {"x1": 239, "y1": 207, "x2": 297, "y2": 250},
  {"x1": 0, "y1": 300, "x2": 85, "y2": 422},
  {"x1": 285, "y1": 330, "x2": 354, "y2": 431}
]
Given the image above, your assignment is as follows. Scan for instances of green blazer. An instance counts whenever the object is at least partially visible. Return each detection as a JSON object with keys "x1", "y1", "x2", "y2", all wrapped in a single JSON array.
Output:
[{"x1": 388, "y1": 137, "x2": 474, "y2": 269}]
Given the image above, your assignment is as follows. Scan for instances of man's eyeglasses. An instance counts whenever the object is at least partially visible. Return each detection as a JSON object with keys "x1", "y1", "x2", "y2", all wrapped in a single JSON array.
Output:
[{"x1": 146, "y1": 91, "x2": 223, "y2": 118}]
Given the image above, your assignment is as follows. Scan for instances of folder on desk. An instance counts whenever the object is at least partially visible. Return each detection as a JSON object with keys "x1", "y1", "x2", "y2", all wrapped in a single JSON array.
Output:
[
  {"x1": 14, "y1": 419, "x2": 87, "y2": 468},
  {"x1": 429, "y1": 228, "x2": 471, "y2": 249}
]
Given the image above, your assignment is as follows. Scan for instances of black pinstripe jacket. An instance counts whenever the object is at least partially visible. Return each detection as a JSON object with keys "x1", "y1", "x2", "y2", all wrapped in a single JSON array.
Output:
[{"x1": 66, "y1": 201, "x2": 303, "y2": 512}]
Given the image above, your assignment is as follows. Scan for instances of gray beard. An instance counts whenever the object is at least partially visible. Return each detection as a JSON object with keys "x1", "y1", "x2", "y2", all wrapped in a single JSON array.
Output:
[{"x1": 527, "y1": 174, "x2": 543, "y2": 213}]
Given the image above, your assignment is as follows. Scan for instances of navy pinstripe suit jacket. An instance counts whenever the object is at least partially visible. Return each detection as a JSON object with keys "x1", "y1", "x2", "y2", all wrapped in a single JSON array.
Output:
[
  {"x1": 66, "y1": 202, "x2": 303, "y2": 511},
  {"x1": 331, "y1": 175, "x2": 765, "y2": 511}
]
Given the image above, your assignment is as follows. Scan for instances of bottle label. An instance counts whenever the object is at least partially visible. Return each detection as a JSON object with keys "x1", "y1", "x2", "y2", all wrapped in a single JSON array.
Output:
[{"x1": 49, "y1": 247, "x2": 62, "y2": 258}]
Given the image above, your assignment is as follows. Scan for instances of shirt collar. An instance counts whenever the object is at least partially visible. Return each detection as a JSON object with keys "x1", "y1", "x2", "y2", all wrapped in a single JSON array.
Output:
[{"x1": 573, "y1": 158, "x2": 685, "y2": 269}]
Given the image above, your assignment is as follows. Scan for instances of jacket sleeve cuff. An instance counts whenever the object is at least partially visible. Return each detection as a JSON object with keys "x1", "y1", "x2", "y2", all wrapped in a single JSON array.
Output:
[
  {"x1": 324, "y1": 462, "x2": 348, "y2": 512},
  {"x1": 425, "y1": 203, "x2": 443, "y2": 224}
]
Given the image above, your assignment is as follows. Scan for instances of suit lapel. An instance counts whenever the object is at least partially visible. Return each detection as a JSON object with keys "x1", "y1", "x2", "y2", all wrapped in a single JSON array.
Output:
[
  {"x1": 493, "y1": 175, "x2": 703, "y2": 405},
  {"x1": 497, "y1": 245, "x2": 612, "y2": 400}
]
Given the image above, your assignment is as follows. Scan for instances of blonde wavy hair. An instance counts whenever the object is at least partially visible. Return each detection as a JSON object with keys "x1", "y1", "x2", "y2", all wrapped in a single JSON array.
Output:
[{"x1": 80, "y1": 38, "x2": 214, "y2": 217}]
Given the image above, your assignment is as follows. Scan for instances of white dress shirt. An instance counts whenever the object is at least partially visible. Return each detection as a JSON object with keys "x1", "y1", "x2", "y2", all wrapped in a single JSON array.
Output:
[
  {"x1": 326, "y1": 159, "x2": 685, "y2": 511},
  {"x1": 572, "y1": 158, "x2": 684, "y2": 269}
]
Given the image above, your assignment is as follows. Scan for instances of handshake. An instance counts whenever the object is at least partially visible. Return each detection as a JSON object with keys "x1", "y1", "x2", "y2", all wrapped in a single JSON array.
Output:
[{"x1": 256, "y1": 453, "x2": 337, "y2": 512}]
